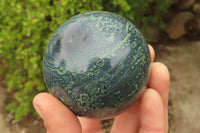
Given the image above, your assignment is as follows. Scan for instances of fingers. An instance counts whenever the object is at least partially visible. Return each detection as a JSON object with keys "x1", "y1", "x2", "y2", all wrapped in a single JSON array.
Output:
[
  {"x1": 148, "y1": 44, "x2": 155, "y2": 62},
  {"x1": 148, "y1": 62, "x2": 170, "y2": 132},
  {"x1": 139, "y1": 89, "x2": 165, "y2": 133},
  {"x1": 33, "y1": 93, "x2": 81, "y2": 133},
  {"x1": 148, "y1": 62, "x2": 170, "y2": 107},
  {"x1": 110, "y1": 102, "x2": 140, "y2": 133},
  {"x1": 78, "y1": 117, "x2": 103, "y2": 133}
]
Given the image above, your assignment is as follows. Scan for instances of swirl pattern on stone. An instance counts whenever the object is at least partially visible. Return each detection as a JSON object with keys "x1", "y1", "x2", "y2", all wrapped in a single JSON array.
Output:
[{"x1": 43, "y1": 11, "x2": 151, "y2": 119}]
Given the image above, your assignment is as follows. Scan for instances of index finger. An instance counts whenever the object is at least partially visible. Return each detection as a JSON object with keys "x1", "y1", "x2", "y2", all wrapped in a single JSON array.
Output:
[{"x1": 148, "y1": 62, "x2": 170, "y2": 132}]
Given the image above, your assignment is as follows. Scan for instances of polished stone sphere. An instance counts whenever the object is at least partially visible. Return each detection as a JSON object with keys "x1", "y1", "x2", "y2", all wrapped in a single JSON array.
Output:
[{"x1": 43, "y1": 11, "x2": 151, "y2": 119}]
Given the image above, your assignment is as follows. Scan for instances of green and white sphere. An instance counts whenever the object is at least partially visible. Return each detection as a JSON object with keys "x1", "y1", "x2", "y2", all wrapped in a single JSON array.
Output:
[{"x1": 43, "y1": 11, "x2": 151, "y2": 119}]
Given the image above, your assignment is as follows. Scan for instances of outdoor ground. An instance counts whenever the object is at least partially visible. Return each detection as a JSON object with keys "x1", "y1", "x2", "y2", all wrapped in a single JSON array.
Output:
[
  {"x1": 0, "y1": 40, "x2": 200, "y2": 133},
  {"x1": 155, "y1": 41, "x2": 200, "y2": 133}
]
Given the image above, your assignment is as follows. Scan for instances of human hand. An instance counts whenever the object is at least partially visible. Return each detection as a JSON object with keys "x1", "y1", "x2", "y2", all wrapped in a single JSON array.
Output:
[{"x1": 33, "y1": 45, "x2": 170, "y2": 133}]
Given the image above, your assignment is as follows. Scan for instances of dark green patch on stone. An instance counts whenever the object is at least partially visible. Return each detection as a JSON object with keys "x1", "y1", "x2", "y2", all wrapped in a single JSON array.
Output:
[{"x1": 43, "y1": 11, "x2": 151, "y2": 119}]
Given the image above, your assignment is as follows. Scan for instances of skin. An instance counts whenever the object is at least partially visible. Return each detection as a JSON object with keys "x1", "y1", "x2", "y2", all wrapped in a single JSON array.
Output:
[{"x1": 33, "y1": 45, "x2": 170, "y2": 133}]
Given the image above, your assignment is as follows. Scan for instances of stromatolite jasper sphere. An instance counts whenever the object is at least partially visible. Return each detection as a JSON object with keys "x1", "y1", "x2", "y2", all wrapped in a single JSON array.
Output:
[{"x1": 43, "y1": 11, "x2": 151, "y2": 119}]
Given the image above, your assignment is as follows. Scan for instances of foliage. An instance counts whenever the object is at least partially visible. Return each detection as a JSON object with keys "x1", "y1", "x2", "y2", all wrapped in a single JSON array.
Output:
[{"x1": 0, "y1": 0, "x2": 170, "y2": 121}]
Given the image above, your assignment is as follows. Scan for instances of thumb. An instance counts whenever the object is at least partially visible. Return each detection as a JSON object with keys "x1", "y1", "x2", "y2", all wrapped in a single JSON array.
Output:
[
  {"x1": 139, "y1": 89, "x2": 165, "y2": 133},
  {"x1": 33, "y1": 93, "x2": 81, "y2": 133}
]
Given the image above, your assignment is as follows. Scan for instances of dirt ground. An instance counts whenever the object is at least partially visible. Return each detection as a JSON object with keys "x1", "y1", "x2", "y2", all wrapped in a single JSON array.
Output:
[
  {"x1": 0, "y1": 85, "x2": 46, "y2": 133},
  {"x1": 0, "y1": 41, "x2": 200, "y2": 133},
  {"x1": 155, "y1": 41, "x2": 200, "y2": 133}
]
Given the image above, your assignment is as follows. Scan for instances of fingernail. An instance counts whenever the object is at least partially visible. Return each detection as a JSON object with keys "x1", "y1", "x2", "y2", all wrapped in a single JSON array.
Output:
[{"x1": 33, "y1": 99, "x2": 44, "y2": 119}]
